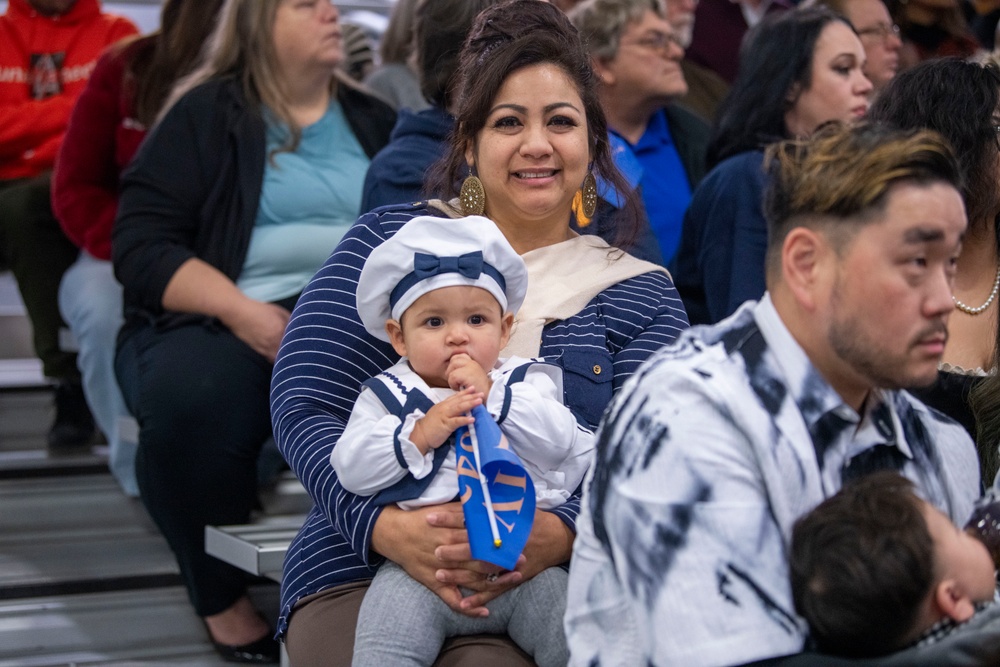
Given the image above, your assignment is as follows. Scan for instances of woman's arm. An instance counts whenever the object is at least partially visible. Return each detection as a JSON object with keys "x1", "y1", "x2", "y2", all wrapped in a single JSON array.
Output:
[
  {"x1": 112, "y1": 87, "x2": 217, "y2": 313},
  {"x1": 604, "y1": 271, "x2": 691, "y2": 388},
  {"x1": 162, "y1": 258, "x2": 290, "y2": 362}
]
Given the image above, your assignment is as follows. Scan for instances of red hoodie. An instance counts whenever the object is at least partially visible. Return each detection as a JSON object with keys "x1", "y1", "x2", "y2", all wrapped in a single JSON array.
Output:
[{"x1": 0, "y1": 0, "x2": 138, "y2": 180}]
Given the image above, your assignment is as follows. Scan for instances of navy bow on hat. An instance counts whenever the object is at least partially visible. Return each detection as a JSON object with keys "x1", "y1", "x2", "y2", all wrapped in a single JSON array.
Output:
[
  {"x1": 413, "y1": 251, "x2": 484, "y2": 281},
  {"x1": 389, "y1": 251, "x2": 507, "y2": 312}
]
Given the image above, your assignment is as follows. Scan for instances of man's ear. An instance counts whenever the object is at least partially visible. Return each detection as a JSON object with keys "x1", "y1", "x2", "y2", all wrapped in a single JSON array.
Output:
[
  {"x1": 934, "y1": 579, "x2": 978, "y2": 623},
  {"x1": 786, "y1": 81, "x2": 802, "y2": 106},
  {"x1": 500, "y1": 312, "x2": 514, "y2": 349},
  {"x1": 385, "y1": 319, "x2": 407, "y2": 358},
  {"x1": 781, "y1": 227, "x2": 828, "y2": 313}
]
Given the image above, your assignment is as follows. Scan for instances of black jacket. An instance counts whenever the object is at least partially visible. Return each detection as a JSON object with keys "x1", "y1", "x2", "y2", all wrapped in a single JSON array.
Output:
[{"x1": 113, "y1": 74, "x2": 396, "y2": 325}]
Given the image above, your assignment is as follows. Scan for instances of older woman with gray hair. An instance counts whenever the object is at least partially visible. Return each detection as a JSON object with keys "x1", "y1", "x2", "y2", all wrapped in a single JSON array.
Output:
[{"x1": 569, "y1": 0, "x2": 710, "y2": 265}]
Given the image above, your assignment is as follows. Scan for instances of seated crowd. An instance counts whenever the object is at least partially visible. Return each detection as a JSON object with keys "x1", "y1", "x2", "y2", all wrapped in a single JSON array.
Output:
[{"x1": 4, "y1": 0, "x2": 1000, "y2": 665}]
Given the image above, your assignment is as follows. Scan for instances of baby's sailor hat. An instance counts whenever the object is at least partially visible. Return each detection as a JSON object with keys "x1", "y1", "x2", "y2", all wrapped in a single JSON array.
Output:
[{"x1": 356, "y1": 215, "x2": 528, "y2": 341}]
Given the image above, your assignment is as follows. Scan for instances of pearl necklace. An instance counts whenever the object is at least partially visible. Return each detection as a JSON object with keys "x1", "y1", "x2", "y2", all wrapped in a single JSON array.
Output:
[{"x1": 953, "y1": 265, "x2": 1000, "y2": 315}]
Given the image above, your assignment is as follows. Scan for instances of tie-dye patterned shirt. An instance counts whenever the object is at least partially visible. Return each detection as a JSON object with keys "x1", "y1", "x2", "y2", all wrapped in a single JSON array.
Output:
[{"x1": 566, "y1": 294, "x2": 980, "y2": 667}]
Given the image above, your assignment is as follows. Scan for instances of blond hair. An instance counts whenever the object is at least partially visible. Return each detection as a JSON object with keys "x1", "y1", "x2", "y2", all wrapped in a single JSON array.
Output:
[{"x1": 160, "y1": 0, "x2": 328, "y2": 155}]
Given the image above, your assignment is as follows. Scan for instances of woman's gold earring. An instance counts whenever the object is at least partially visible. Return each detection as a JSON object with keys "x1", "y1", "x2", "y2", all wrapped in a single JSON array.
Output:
[
  {"x1": 581, "y1": 171, "x2": 598, "y2": 219},
  {"x1": 460, "y1": 173, "x2": 486, "y2": 216}
]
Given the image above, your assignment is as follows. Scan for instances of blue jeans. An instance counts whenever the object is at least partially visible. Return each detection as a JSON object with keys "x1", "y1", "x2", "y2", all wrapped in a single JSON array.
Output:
[{"x1": 58, "y1": 251, "x2": 137, "y2": 496}]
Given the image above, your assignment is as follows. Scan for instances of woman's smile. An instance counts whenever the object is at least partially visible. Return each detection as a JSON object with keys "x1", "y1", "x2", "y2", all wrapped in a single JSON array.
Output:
[{"x1": 470, "y1": 63, "x2": 590, "y2": 236}]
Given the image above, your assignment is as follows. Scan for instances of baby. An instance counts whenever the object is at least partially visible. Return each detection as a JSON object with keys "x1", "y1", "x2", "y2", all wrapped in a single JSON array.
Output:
[
  {"x1": 790, "y1": 470, "x2": 996, "y2": 658},
  {"x1": 332, "y1": 215, "x2": 594, "y2": 667}
]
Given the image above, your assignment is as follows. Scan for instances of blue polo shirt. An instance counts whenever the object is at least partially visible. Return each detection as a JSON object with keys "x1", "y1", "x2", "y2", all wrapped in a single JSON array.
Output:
[{"x1": 613, "y1": 110, "x2": 692, "y2": 263}]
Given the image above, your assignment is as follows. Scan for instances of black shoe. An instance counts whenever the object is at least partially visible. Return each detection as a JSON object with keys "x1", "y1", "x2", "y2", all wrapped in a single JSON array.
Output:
[
  {"x1": 47, "y1": 380, "x2": 95, "y2": 453},
  {"x1": 205, "y1": 627, "x2": 280, "y2": 664}
]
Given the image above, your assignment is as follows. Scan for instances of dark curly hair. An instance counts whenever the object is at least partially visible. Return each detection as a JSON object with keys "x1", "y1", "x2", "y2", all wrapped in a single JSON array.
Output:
[{"x1": 426, "y1": 0, "x2": 640, "y2": 249}]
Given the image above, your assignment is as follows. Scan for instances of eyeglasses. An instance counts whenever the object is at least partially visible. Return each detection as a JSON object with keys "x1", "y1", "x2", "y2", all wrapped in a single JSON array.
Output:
[
  {"x1": 856, "y1": 23, "x2": 901, "y2": 43},
  {"x1": 620, "y1": 31, "x2": 683, "y2": 54}
]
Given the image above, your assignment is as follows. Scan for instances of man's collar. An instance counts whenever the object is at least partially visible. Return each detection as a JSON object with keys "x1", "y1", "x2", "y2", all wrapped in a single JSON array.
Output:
[{"x1": 753, "y1": 294, "x2": 912, "y2": 461}]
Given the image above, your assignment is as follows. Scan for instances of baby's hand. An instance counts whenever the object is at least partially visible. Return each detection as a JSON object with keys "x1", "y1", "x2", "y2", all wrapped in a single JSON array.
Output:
[
  {"x1": 410, "y1": 387, "x2": 483, "y2": 454},
  {"x1": 447, "y1": 354, "x2": 492, "y2": 395}
]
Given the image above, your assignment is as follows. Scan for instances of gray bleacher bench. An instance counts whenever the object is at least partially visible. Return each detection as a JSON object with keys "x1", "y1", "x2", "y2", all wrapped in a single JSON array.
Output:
[
  {"x1": 205, "y1": 515, "x2": 303, "y2": 583},
  {"x1": 0, "y1": 357, "x2": 47, "y2": 390},
  {"x1": 206, "y1": 507, "x2": 307, "y2": 667}
]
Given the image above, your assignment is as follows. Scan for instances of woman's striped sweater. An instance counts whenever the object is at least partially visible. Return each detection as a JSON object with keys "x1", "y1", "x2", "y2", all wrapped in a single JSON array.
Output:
[{"x1": 270, "y1": 202, "x2": 689, "y2": 634}]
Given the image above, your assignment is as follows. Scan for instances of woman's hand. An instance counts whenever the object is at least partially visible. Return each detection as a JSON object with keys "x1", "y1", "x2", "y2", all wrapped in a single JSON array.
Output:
[
  {"x1": 221, "y1": 298, "x2": 290, "y2": 362},
  {"x1": 433, "y1": 509, "x2": 574, "y2": 616},
  {"x1": 372, "y1": 504, "x2": 574, "y2": 617},
  {"x1": 371, "y1": 503, "x2": 475, "y2": 612},
  {"x1": 161, "y1": 258, "x2": 290, "y2": 362}
]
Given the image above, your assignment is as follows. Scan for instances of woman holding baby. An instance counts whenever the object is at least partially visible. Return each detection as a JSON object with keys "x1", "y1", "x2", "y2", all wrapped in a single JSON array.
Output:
[{"x1": 270, "y1": 2, "x2": 690, "y2": 664}]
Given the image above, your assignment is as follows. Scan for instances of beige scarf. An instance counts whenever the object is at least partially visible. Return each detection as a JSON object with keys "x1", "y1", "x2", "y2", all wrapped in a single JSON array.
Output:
[{"x1": 426, "y1": 199, "x2": 667, "y2": 358}]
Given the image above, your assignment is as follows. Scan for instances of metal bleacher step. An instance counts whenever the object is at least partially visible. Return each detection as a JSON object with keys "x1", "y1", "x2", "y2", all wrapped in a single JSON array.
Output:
[
  {"x1": 0, "y1": 471, "x2": 283, "y2": 666},
  {"x1": 0, "y1": 474, "x2": 181, "y2": 598},
  {"x1": 0, "y1": 389, "x2": 111, "y2": 478},
  {"x1": 0, "y1": 582, "x2": 280, "y2": 667},
  {"x1": 0, "y1": 587, "x2": 222, "y2": 667},
  {"x1": 206, "y1": 516, "x2": 305, "y2": 582}
]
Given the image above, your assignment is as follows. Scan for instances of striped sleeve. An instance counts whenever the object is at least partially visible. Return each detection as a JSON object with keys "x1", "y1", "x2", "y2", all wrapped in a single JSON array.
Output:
[
  {"x1": 271, "y1": 208, "x2": 411, "y2": 563},
  {"x1": 601, "y1": 271, "x2": 690, "y2": 390}
]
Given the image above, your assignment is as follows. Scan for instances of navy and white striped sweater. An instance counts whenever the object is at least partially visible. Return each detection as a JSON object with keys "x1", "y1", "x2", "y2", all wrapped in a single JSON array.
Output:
[{"x1": 269, "y1": 202, "x2": 689, "y2": 634}]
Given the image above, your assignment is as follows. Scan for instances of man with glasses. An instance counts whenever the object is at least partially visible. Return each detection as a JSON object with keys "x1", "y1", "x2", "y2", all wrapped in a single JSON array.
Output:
[
  {"x1": 811, "y1": 0, "x2": 902, "y2": 93},
  {"x1": 569, "y1": 0, "x2": 710, "y2": 266}
]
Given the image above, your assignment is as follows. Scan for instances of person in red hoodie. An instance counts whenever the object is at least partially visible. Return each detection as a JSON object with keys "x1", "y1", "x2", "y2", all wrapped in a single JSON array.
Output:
[
  {"x1": 52, "y1": 0, "x2": 224, "y2": 498},
  {"x1": 0, "y1": 0, "x2": 137, "y2": 452}
]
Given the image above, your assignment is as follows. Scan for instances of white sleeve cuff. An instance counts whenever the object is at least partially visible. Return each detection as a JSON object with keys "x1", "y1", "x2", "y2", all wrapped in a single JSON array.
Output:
[{"x1": 399, "y1": 409, "x2": 435, "y2": 479}]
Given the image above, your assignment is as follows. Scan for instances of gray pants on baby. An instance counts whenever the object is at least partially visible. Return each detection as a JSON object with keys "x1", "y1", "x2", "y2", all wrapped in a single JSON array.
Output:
[{"x1": 352, "y1": 560, "x2": 569, "y2": 667}]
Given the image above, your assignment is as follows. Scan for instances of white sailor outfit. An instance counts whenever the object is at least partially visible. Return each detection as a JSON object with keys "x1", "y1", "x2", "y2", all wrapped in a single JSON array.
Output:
[{"x1": 332, "y1": 355, "x2": 594, "y2": 510}]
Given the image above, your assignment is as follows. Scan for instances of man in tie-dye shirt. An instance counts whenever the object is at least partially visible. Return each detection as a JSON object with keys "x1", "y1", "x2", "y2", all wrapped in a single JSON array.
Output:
[{"x1": 566, "y1": 123, "x2": 982, "y2": 667}]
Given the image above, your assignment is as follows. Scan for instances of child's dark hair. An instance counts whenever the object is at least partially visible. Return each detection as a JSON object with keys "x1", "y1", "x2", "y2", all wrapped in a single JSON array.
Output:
[{"x1": 790, "y1": 471, "x2": 935, "y2": 657}]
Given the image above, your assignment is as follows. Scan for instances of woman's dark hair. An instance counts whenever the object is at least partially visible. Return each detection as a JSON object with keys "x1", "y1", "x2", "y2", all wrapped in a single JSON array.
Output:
[
  {"x1": 427, "y1": 0, "x2": 641, "y2": 250},
  {"x1": 707, "y1": 6, "x2": 852, "y2": 168},
  {"x1": 869, "y1": 58, "x2": 1000, "y2": 227},
  {"x1": 415, "y1": 0, "x2": 499, "y2": 109},
  {"x1": 869, "y1": 59, "x2": 1000, "y2": 482},
  {"x1": 127, "y1": 0, "x2": 225, "y2": 126}
]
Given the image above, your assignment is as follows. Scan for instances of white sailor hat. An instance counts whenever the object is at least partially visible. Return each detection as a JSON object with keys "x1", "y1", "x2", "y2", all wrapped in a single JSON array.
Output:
[{"x1": 357, "y1": 215, "x2": 528, "y2": 342}]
